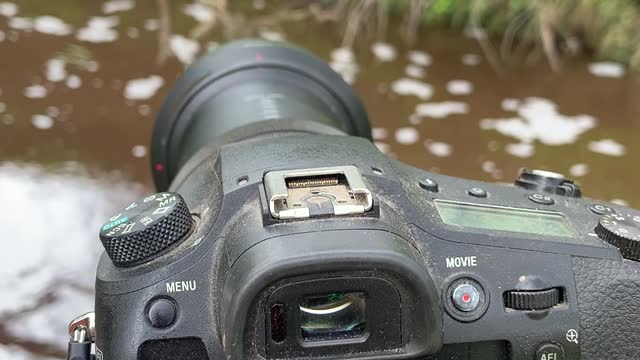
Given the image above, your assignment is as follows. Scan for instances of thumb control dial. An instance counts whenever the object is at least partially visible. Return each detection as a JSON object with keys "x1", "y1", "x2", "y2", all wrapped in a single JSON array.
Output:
[
  {"x1": 596, "y1": 213, "x2": 640, "y2": 261},
  {"x1": 99, "y1": 192, "x2": 192, "y2": 267}
]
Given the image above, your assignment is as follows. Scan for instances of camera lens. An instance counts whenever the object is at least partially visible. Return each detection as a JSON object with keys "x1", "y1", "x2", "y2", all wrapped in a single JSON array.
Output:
[
  {"x1": 151, "y1": 40, "x2": 371, "y2": 191},
  {"x1": 299, "y1": 292, "x2": 366, "y2": 342}
]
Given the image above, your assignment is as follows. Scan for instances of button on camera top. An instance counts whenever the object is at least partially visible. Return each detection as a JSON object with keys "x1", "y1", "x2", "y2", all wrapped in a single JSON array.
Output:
[
  {"x1": 468, "y1": 187, "x2": 487, "y2": 198},
  {"x1": 419, "y1": 178, "x2": 439, "y2": 192},
  {"x1": 529, "y1": 193, "x2": 555, "y2": 205},
  {"x1": 536, "y1": 343, "x2": 564, "y2": 360}
]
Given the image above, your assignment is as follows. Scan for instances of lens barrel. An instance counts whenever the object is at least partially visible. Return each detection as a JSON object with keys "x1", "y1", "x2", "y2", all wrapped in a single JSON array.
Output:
[{"x1": 151, "y1": 40, "x2": 371, "y2": 191}]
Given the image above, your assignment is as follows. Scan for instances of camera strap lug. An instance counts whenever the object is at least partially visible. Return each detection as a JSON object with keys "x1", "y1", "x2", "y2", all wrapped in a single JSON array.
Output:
[{"x1": 67, "y1": 312, "x2": 96, "y2": 360}]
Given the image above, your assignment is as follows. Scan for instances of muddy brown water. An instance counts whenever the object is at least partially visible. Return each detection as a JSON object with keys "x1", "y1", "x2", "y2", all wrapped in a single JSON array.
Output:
[{"x1": 0, "y1": 1, "x2": 639, "y2": 358}]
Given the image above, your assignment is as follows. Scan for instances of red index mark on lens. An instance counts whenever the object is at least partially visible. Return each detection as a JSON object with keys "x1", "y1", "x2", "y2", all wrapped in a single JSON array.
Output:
[
  {"x1": 256, "y1": 53, "x2": 263, "y2": 61},
  {"x1": 461, "y1": 293, "x2": 472, "y2": 303},
  {"x1": 155, "y1": 163, "x2": 164, "y2": 172}
]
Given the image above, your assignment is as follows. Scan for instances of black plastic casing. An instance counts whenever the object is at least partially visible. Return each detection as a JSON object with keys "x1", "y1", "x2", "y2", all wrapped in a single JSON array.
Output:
[
  {"x1": 95, "y1": 41, "x2": 640, "y2": 360},
  {"x1": 95, "y1": 134, "x2": 640, "y2": 360}
]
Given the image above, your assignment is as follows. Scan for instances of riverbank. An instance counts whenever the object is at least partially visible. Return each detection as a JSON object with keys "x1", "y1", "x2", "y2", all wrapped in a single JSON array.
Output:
[{"x1": 382, "y1": 0, "x2": 640, "y2": 71}]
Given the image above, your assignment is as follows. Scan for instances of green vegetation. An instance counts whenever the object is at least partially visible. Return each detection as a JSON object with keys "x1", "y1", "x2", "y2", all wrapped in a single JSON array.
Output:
[{"x1": 385, "y1": 0, "x2": 640, "y2": 70}]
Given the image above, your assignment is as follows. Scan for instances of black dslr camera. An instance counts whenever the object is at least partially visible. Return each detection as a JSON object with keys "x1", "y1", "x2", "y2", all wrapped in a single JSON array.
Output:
[{"x1": 66, "y1": 40, "x2": 640, "y2": 360}]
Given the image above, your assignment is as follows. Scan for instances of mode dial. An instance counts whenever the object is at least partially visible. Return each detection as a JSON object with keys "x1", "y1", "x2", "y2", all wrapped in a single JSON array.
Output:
[
  {"x1": 504, "y1": 288, "x2": 562, "y2": 310},
  {"x1": 596, "y1": 213, "x2": 640, "y2": 261},
  {"x1": 99, "y1": 192, "x2": 192, "y2": 267},
  {"x1": 515, "y1": 169, "x2": 582, "y2": 198}
]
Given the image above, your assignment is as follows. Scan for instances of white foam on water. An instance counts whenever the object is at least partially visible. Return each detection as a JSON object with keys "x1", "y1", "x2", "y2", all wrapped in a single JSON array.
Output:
[
  {"x1": 415, "y1": 101, "x2": 468, "y2": 118},
  {"x1": 0, "y1": 164, "x2": 143, "y2": 346},
  {"x1": 464, "y1": 26, "x2": 487, "y2": 40},
  {"x1": 408, "y1": 50, "x2": 431, "y2": 66},
  {"x1": 588, "y1": 139, "x2": 626, "y2": 157},
  {"x1": 31, "y1": 114, "x2": 53, "y2": 129},
  {"x1": 501, "y1": 98, "x2": 520, "y2": 112},
  {"x1": 0, "y1": 2, "x2": 17, "y2": 17},
  {"x1": 8, "y1": 16, "x2": 32, "y2": 30},
  {"x1": 3, "y1": 113, "x2": 14, "y2": 125},
  {"x1": 33, "y1": 16, "x2": 72, "y2": 36},
  {"x1": 46, "y1": 106, "x2": 60, "y2": 118},
  {"x1": 569, "y1": 163, "x2": 589, "y2": 177},
  {"x1": 395, "y1": 127, "x2": 419, "y2": 145},
  {"x1": 86, "y1": 60, "x2": 99, "y2": 72},
  {"x1": 131, "y1": 145, "x2": 147, "y2": 158},
  {"x1": 480, "y1": 97, "x2": 597, "y2": 146},
  {"x1": 23, "y1": 84, "x2": 47, "y2": 98},
  {"x1": 329, "y1": 47, "x2": 358, "y2": 84},
  {"x1": 482, "y1": 160, "x2": 496, "y2": 173},
  {"x1": 462, "y1": 53, "x2": 481, "y2": 66},
  {"x1": 76, "y1": 16, "x2": 118, "y2": 43},
  {"x1": 46, "y1": 58, "x2": 67, "y2": 82},
  {"x1": 374, "y1": 141, "x2": 390, "y2": 154},
  {"x1": 446, "y1": 80, "x2": 473, "y2": 95},
  {"x1": 144, "y1": 18, "x2": 159, "y2": 31},
  {"x1": 371, "y1": 127, "x2": 387, "y2": 140},
  {"x1": 0, "y1": 344, "x2": 59, "y2": 360},
  {"x1": 425, "y1": 140, "x2": 452, "y2": 157},
  {"x1": 505, "y1": 142, "x2": 534, "y2": 158},
  {"x1": 371, "y1": 42, "x2": 396, "y2": 62},
  {"x1": 259, "y1": 30, "x2": 285, "y2": 42},
  {"x1": 184, "y1": 2, "x2": 215, "y2": 22},
  {"x1": 65, "y1": 74, "x2": 82, "y2": 89},
  {"x1": 0, "y1": 30, "x2": 5, "y2": 42},
  {"x1": 138, "y1": 104, "x2": 151, "y2": 116},
  {"x1": 0, "y1": 102, "x2": 5, "y2": 113},
  {"x1": 588, "y1": 62, "x2": 625, "y2": 78},
  {"x1": 124, "y1": 75, "x2": 164, "y2": 100},
  {"x1": 102, "y1": 0, "x2": 134, "y2": 14},
  {"x1": 391, "y1": 78, "x2": 433, "y2": 100},
  {"x1": 405, "y1": 64, "x2": 425, "y2": 78},
  {"x1": 127, "y1": 26, "x2": 139, "y2": 38},
  {"x1": 611, "y1": 199, "x2": 629, "y2": 206},
  {"x1": 170, "y1": 34, "x2": 200, "y2": 65}
]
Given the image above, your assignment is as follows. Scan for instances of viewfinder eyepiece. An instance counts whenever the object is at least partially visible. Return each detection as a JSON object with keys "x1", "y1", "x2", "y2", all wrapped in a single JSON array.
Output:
[{"x1": 299, "y1": 292, "x2": 367, "y2": 342}]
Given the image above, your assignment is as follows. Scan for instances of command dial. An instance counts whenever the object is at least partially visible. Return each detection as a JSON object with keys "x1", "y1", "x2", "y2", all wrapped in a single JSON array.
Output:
[
  {"x1": 99, "y1": 192, "x2": 192, "y2": 267},
  {"x1": 596, "y1": 213, "x2": 640, "y2": 261}
]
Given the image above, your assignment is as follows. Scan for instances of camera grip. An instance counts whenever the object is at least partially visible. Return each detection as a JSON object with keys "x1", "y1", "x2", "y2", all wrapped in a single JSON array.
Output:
[{"x1": 572, "y1": 257, "x2": 640, "y2": 359}]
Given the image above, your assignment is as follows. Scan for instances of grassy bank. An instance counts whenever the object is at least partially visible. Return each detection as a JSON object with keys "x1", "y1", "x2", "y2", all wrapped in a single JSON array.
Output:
[{"x1": 383, "y1": 0, "x2": 640, "y2": 70}]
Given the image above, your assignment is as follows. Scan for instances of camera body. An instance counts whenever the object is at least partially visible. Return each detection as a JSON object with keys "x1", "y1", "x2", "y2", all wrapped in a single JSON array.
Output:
[{"x1": 90, "y1": 41, "x2": 640, "y2": 360}]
